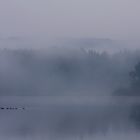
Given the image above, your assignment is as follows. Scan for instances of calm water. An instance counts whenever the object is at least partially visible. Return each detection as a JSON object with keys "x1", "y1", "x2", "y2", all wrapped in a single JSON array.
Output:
[{"x1": 0, "y1": 96, "x2": 139, "y2": 139}]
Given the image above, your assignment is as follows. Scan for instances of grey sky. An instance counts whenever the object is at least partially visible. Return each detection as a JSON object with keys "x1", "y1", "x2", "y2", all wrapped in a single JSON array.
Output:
[{"x1": 0, "y1": 0, "x2": 140, "y2": 41}]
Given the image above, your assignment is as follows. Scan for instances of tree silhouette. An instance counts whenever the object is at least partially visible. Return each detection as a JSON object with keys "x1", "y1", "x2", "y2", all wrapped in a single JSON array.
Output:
[
  {"x1": 114, "y1": 62, "x2": 140, "y2": 128},
  {"x1": 128, "y1": 62, "x2": 140, "y2": 128},
  {"x1": 130, "y1": 62, "x2": 140, "y2": 95},
  {"x1": 114, "y1": 62, "x2": 140, "y2": 96}
]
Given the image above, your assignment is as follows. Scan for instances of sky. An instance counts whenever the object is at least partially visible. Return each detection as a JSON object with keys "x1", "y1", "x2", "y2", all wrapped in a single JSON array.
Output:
[{"x1": 0, "y1": 0, "x2": 140, "y2": 41}]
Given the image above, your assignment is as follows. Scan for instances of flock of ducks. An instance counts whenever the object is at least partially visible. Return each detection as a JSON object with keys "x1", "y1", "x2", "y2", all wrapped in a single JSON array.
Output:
[{"x1": 0, "y1": 107, "x2": 25, "y2": 110}]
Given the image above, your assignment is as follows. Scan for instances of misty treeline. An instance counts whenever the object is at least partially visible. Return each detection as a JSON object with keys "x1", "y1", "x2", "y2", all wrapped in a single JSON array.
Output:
[
  {"x1": 114, "y1": 62, "x2": 140, "y2": 96},
  {"x1": 0, "y1": 48, "x2": 140, "y2": 96},
  {"x1": 114, "y1": 61, "x2": 140, "y2": 128}
]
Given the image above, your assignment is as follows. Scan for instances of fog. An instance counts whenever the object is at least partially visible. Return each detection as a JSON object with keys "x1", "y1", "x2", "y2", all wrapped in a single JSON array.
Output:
[
  {"x1": 0, "y1": 45, "x2": 140, "y2": 139},
  {"x1": 0, "y1": 0, "x2": 140, "y2": 41},
  {"x1": 0, "y1": 46, "x2": 139, "y2": 95},
  {"x1": 1, "y1": 0, "x2": 140, "y2": 139}
]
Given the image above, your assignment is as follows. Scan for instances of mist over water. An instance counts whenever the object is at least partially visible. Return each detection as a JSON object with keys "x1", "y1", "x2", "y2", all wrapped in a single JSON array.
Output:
[
  {"x1": 0, "y1": 41, "x2": 140, "y2": 139},
  {"x1": 1, "y1": 0, "x2": 140, "y2": 138},
  {"x1": 0, "y1": 96, "x2": 139, "y2": 139}
]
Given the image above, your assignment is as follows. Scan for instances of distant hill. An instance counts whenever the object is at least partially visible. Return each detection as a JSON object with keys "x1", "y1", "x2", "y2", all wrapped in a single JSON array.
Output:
[
  {"x1": 0, "y1": 37, "x2": 135, "y2": 53},
  {"x1": 54, "y1": 38, "x2": 127, "y2": 53},
  {"x1": 60, "y1": 38, "x2": 114, "y2": 47}
]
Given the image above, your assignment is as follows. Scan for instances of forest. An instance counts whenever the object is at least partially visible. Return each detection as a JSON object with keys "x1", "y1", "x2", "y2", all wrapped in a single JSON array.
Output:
[{"x1": 0, "y1": 48, "x2": 140, "y2": 96}]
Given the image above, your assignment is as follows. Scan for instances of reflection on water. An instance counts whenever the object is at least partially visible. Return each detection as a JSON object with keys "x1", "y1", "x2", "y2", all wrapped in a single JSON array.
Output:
[{"x1": 0, "y1": 96, "x2": 140, "y2": 139}]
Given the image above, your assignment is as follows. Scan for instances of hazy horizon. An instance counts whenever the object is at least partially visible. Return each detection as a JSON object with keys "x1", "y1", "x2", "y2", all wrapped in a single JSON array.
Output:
[{"x1": 0, "y1": 0, "x2": 140, "y2": 43}]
